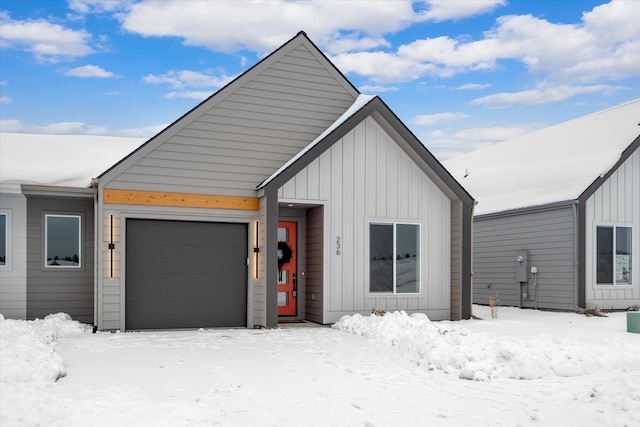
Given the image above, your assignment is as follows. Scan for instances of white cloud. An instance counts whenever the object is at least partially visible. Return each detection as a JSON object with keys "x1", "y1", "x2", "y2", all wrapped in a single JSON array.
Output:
[
  {"x1": 328, "y1": 0, "x2": 640, "y2": 95},
  {"x1": 0, "y1": 14, "x2": 94, "y2": 63},
  {"x1": 164, "y1": 91, "x2": 215, "y2": 100},
  {"x1": 457, "y1": 83, "x2": 490, "y2": 90},
  {"x1": 413, "y1": 112, "x2": 469, "y2": 126},
  {"x1": 471, "y1": 84, "x2": 627, "y2": 108},
  {"x1": 120, "y1": 1, "x2": 414, "y2": 54},
  {"x1": 0, "y1": 96, "x2": 11, "y2": 104},
  {"x1": 359, "y1": 84, "x2": 399, "y2": 93},
  {"x1": 416, "y1": 0, "x2": 507, "y2": 23},
  {"x1": 68, "y1": 0, "x2": 131, "y2": 14},
  {"x1": 65, "y1": 64, "x2": 115, "y2": 78},
  {"x1": 143, "y1": 70, "x2": 235, "y2": 90},
  {"x1": 331, "y1": 51, "x2": 437, "y2": 83}
]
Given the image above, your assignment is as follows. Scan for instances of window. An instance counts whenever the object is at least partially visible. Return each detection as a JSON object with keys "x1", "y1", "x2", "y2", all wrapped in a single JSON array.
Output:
[
  {"x1": 0, "y1": 213, "x2": 6, "y2": 266},
  {"x1": 596, "y1": 225, "x2": 632, "y2": 285},
  {"x1": 45, "y1": 214, "x2": 81, "y2": 268},
  {"x1": 369, "y1": 222, "x2": 420, "y2": 293}
]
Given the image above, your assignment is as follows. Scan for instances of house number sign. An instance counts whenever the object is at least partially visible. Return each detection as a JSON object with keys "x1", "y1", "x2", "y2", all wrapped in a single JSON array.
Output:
[{"x1": 336, "y1": 236, "x2": 341, "y2": 255}]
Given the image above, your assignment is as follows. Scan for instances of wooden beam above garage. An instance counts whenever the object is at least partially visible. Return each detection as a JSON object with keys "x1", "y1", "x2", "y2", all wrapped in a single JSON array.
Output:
[{"x1": 104, "y1": 189, "x2": 259, "y2": 211}]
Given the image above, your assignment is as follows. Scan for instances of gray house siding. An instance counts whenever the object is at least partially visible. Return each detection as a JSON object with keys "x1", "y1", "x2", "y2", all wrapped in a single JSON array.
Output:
[
  {"x1": 26, "y1": 195, "x2": 94, "y2": 323},
  {"x1": 103, "y1": 42, "x2": 357, "y2": 197},
  {"x1": 0, "y1": 193, "x2": 27, "y2": 319},
  {"x1": 473, "y1": 204, "x2": 577, "y2": 310}
]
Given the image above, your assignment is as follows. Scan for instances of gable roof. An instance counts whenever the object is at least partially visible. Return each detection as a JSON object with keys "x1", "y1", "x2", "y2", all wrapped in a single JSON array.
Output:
[
  {"x1": 0, "y1": 133, "x2": 144, "y2": 190},
  {"x1": 444, "y1": 99, "x2": 640, "y2": 216},
  {"x1": 259, "y1": 94, "x2": 474, "y2": 207},
  {"x1": 98, "y1": 31, "x2": 359, "y2": 187}
]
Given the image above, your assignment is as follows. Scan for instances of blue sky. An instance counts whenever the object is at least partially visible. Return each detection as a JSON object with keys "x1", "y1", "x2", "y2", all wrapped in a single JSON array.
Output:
[{"x1": 1, "y1": 0, "x2": 638, "y2": 160}]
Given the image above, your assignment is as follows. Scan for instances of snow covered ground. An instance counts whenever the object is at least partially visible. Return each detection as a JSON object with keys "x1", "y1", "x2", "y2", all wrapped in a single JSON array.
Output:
[{"x1": 1, "y1": 306, "x2": 639, "y2": 426}]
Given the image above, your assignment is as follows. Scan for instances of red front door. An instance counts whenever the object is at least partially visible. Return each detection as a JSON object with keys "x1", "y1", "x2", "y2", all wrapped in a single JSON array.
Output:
[{"x1": 277, "y1": 221, "x2": 297, "y2": 316}]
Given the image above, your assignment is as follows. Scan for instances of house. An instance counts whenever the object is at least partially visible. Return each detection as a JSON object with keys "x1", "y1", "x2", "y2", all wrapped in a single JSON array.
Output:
[
  {"x1": 445, "y1": 100, "x2": 640, "y2": 311},
  {"x1": 0, "y1": 32, "x2": 475, "y2": 330}
]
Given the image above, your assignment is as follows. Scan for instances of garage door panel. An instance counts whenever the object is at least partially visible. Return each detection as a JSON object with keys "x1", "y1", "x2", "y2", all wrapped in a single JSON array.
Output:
[{"x1": 126, "y1": 219, "x2": 248, "y2": 330}]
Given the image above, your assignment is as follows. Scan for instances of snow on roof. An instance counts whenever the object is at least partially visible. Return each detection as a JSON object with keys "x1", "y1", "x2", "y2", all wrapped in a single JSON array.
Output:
[
  {"x1": 257, "y1": 94, "x2": 375, "y2": 189},
  {"x1": 444, "y1": 99, "x2": 640, "y2": 216},
  {"x1": 0, "y1": 133, "x2": 145, "y2": 189}
]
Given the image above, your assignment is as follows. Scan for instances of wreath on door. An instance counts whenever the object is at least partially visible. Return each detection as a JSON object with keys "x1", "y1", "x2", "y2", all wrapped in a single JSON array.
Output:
[{"x1": 277, "y1": 241, "x2": 293, "y2": 272}]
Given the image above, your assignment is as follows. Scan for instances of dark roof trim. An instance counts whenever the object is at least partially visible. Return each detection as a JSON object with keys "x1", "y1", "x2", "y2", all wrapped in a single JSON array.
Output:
[
  {"x1": 474, "y1": 199, "x2": 577, "y2": 221},
  {"x1": 578, "y1": 132, "x2": 640, "y2": 204},
  {"x1": 260, "y1": 96, "x2": 474, "y2": 207},
  {"x1": 21, "y1": 185, "x2": 95, "y2": 198},
  {"x1": 98, "y1": 31, "x2": 359, "y2": 182}
]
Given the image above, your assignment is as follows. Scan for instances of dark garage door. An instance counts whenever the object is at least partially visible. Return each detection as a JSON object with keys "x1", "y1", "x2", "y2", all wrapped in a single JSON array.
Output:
[{"x1": 126, "y1": 219, "x2": 247, "y2": 330}]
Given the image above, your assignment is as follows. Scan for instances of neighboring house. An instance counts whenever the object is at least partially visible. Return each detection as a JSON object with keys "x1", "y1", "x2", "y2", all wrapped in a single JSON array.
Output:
[
  {"x1": 445, "y1": 100, "x2": 640, "y2": 311},
  {"x1": 0, "y1": 32, "x2": 475, "y2": 330}
]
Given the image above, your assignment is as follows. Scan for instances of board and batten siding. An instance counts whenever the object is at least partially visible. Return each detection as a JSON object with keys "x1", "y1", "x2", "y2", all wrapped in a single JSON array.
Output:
[
  {"x1": 26, "y1": 196, "x2": 94, "y2": 324},
  {"x1": 585, "y1": 147, "x2": 640, "y2": 308},
  {"x1": 278, "y1": 116, "x2": 452, "y2": 322},
  {"x1": 473, "y1": 205, "x2": 577, "y2": 310},
  {"x1": 0, "y1": 193, "x2": 27, "y2": 319},
  {"x1": 104, "y1": 45, "x2": 356, "y2": 197}
]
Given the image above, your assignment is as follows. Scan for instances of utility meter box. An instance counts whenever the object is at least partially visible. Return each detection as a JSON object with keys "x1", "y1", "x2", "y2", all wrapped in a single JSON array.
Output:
[{"x1": 515, "y1": 252, "x2": 528, "y2": 282}]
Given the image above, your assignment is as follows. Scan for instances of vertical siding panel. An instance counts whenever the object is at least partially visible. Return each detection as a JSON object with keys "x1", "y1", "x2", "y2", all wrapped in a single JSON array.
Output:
[
  {"x1": 319, "y1": 154, "x2": 331, "y2": 199},
  {"x1": 408, "y1": 167, "x2": 419, "y2": 219},
  {"x1": 282, "y1": 177, "x2": 297, "y2": 199},
  {"x1": 608, "y1": 173, "x2": 617, "y2": 222},
  {"x1": 428, "y1": 186, "x2": 442, "y2": 309},
  {"x1": 353, "y1": 124, "x2": 367, "y2": 311},
  {"x1": 386, "y1": 133, "x2": 399, "y2": 219},
  {"x1": 602, "y1": 179, "x2": 611, "y2": 222},
  {"x1": 365, "y1": 121, "x2": 377, "y2": 216},
  {"x1": 375, "y1": 123, "x2": 388, "y2": 218},
  {"x1": 342, "y1": 133, "x2": 355, "y2": 310},
  {"x1": 307, "y1": 159, "x2": 320, "y2": 200},
  {"x1": 397, "y1": 153, "x2": 410, "y2": 219},
  {"x1": 330, "y1": 144, "x2": 344, "y2": 311},
  {"x1": 296, "y1": 168, "x2": 309, "y2": 200}
]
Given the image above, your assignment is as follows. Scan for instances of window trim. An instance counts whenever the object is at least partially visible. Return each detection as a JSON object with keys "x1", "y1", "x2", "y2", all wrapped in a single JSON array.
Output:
[
  {"x1": 595, "y1": 223, "x2": 633, "y2": 287},
  {"x1": 0, "y1": 211, "x2": 9, "y2": 270},
  {"x1": 367, "y1": 220, "x2": 421, "y2": 295},
  {"x1": 44, "y1": 213, "x2": 83, "y2": 270}
]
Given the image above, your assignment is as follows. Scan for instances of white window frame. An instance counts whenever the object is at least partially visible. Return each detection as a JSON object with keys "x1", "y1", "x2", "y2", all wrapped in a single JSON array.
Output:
[
  {"x1": 595, "y1": 224, "x2": 633, "y2": 286},
  {"x1": 368, "y1": 221, "x2": 421, "y2": 295},
  {"x1": 45, "y1": 214, "x2": 82, "y2": 269}
]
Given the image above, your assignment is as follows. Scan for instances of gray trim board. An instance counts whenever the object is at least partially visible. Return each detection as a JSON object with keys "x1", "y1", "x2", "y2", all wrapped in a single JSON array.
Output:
[
  {"x1": 462, "y1": 203, "x2": 473, "y2": 319},
  {"x1": 265, "y1": 190, "x2": 279, "y2": 328},
  {"x1": 22, "y1": 185, "x2": 94, "y2": 198}
]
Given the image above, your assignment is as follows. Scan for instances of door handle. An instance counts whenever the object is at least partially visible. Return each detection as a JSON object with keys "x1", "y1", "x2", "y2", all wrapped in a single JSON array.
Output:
[{"x1": 292, "y1": 273, "x2": 297, "y2": 297}]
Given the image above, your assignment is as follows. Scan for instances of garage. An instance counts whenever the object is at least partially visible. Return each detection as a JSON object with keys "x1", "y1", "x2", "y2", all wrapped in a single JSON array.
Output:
[{"x1": 125, "y1": 219, "x2": 248, "y2": 330}]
